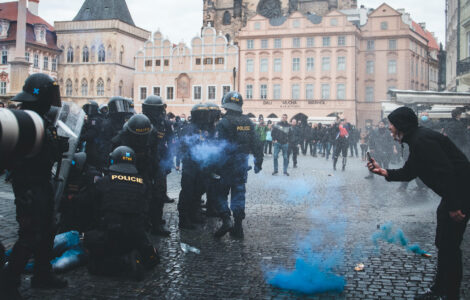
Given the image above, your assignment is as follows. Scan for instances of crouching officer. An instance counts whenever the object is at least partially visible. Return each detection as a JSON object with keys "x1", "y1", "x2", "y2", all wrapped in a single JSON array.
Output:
[
  {"x1": 0, "y1": 74, "x2": 68, "y2": 299},
  {"x1": 214, "y1": 92, "x2": 263, "y2": 238},
  {"x1": 89, "y1": 146, "x2": 159, "y2": 280}
]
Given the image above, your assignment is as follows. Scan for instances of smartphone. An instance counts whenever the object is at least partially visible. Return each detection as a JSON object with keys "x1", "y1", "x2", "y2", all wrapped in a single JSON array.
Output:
[{"x1": 366, "y1": 151, "x2": 373, "y2": 163}]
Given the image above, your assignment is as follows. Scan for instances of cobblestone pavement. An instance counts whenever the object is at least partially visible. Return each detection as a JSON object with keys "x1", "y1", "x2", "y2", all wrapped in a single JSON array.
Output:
[{"x1": 1, "y1": 154, "x2": 469, "y2": 299}]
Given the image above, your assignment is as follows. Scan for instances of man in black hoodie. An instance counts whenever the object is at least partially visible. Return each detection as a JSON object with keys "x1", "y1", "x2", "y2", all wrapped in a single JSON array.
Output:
[
  {"x1": 272, "y1": 114, "x2": 291, "y2": 176},
  {"x1": 368, "y1": 107, "x2": 470, "y2": 300}
]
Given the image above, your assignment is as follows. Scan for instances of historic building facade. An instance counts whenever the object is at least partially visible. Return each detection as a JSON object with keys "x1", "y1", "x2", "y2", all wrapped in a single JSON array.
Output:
[
  {"x1": 237, "y1": 3, "x2": 439, "y2": 126},
  {"x1": 203, "y1": 0, "x2": 357, "y2": 43},
  {"x1": 55, "y1": 0, "x2": 150, "y2": 105},
  {"x1": 134, "y1": 25, "x2": 239, "y2": 115},
  {"x1": 0, "y1": 0, "x2": 60, "y2": 99}
]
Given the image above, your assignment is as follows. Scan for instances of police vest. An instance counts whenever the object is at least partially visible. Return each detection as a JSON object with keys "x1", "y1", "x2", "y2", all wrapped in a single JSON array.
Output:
[{"x1": 100, "y1": 172, "x2": 147, "y2": 214}]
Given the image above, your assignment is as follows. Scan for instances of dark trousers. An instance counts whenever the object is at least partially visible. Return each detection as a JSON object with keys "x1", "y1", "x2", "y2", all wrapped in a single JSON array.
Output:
[
  {"x1": 149, "y1": 171, "x2": 165, "y2": 229},
  {"x1": 349, "y1": 142, "x2": 358, "y2": 157},
  {"x1": 360, "y1": 144, "x2": 368, "y2": 159},
  {"x1": 178, "y1": 168, "x2": 205, "y2": 218},
  {"x1": 217, "y1": 181, "x2": 246, "y2": 220},
  {"x1": 309, "y1": 141, "x2": 316, "y2": 156},
  {"x1": 301, "y1": 140, "x2": 308, "y2": 155},
  {"x1": 288, "y1": 144, "x2": 299, "y2": 166},
  {"x1": 264, "y1": 141, "x2": 272, "y2": 154},
  {"x1": 7, "y1": 180, "x2": 55, "y2": 286},
  {"x1": 432, "y1": 204, "x2": 469, "y2": 299}
]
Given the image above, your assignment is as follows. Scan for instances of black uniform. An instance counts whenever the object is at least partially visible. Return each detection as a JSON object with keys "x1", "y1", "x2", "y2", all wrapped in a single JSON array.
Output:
[
  {"x1": 387, "y1": 108, "x2": 470, "y2": 299},
  {"x1": 288, "y1": 124, "x2": 302, "y2": 167}
]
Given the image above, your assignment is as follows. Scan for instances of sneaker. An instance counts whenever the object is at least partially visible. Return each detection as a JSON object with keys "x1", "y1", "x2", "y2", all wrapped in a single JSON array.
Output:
[
  {"x1": 214, "y1": 216, "x2": 233, "y2": 238},
  {"x1": 31, "y1": 273, "x2": 68, "y2": 289},
  {"x1": 272, "y1": 171, "x2": 278, "y2": 176},
  {"x1": 414, "y1": 289, "x2": 445, "y2": 300},
  {"x1": 283, "y1": 172, "x2": 290, "y2": 176}
]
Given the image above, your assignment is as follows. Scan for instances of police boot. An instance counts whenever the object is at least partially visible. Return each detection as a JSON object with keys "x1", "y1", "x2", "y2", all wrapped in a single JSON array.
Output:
[
  {"x1": 179, "y1": 214, "x2": 196, "y2": 230},
  {"x1": 141, "y1": 246, "x2": 160, "y2": 270},
  {"x1": 230, "y1": 218, "x2": 244, "y2": 239},
  {"x1": 31, "y1": 272, "x2": 68, "y2": 289},
  {"x1": 123, "y1": 250, "x2": 145, "y2": 282},
  {"x1": 214, "y1": 216, "x2": 233, "y2": 238},
  {"x1": 0, "y1": 267, "x2": 22, "y2": 300}
]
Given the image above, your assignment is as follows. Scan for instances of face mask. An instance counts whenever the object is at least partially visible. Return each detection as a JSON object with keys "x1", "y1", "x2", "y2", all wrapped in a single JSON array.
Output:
[
  {"x1": 421, "y1": 116, "x2": 429, "y2": 122},
  {"x1": 181, "y1": 118, "x2": 185, "y2": 122}
]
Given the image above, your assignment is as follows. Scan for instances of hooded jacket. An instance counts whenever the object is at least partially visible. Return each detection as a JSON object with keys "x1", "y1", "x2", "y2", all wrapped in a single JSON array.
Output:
[{"x1": 386, "y1": 107, "x2": 470, "y2": 213}]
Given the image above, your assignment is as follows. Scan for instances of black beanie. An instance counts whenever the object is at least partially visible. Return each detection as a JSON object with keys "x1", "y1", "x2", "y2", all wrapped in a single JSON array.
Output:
[{"x1": 387, "y1": 107, "x2": 418, "y2": 133}]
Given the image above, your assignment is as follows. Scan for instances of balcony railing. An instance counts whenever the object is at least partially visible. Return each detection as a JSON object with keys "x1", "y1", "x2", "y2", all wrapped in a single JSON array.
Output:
[{"x1": 457, "y1": 57, "x2": 470, "y2": 76}]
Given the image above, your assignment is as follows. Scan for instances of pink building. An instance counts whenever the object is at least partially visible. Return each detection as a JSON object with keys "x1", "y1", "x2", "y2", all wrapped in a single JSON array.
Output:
[
  {"x1": 134, "y1": 26, "x2": 239, "y2": 115},
  {"x1": 237, "y1": 3, "x2": 439, "y2": 126}
]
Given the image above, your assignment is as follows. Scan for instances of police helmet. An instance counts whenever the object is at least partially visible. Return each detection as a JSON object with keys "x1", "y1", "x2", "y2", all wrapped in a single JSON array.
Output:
[
  {"x1": 191, "y1": 103, "x2": 210, "y2": 125},
  {"x1": 82, "y1": 100, "x2": 99, "y2": 116},
  {"x1": 142, "y1": 95, "x2": 166, "y2": 117},
  {"x1": 108, "y1": 97, "x2": 133, "y2": 115},
  {"x1": 99, "y1": 104, "x2": 109, "y2": 115},
  {"x1": 11, "y1": 73, "x2": 61, "y2": 108},
  {"x1": 109, "y1": 146, "x2": 138, "y2": 174},
  {"x1": 124, "y1": 114, "x2": 153, "y2": 136},
  {"x1": 222, "y1": 91, "x2": 243, "y2": 112},
  {"x1": 206, "y1": 102, "x2": 221, "y2": 123}
]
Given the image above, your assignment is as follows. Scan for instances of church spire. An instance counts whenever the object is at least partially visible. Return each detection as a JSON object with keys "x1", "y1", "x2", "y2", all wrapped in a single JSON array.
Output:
[{"x1": 74, "y1": 0, "x2": 135, "y2": 26}]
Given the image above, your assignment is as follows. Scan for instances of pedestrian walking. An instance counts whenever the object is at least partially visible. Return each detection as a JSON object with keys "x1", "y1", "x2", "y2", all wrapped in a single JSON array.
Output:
[{"x1": 271, "y1": 114, "x2": 291, "y2": 176}]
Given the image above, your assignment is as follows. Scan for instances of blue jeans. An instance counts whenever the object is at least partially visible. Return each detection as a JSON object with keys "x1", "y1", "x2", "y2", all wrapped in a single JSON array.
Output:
[{"x1": 273, "y1": 143, "x2": 289, "y2": 173}]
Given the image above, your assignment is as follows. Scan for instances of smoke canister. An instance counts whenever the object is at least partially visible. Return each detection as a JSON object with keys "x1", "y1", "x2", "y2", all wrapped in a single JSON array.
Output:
[{"x1": 0, "y1": 108, "x2": 44, "y2": 166}]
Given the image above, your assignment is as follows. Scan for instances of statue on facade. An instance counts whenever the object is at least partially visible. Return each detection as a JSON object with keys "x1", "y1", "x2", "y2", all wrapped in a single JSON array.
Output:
[
  {"x1": 288, "y1": 0, "x2": 299, "y2": 13},
  {"x1": 256, "y1": 0, "x2": 282, "y2": 19}
]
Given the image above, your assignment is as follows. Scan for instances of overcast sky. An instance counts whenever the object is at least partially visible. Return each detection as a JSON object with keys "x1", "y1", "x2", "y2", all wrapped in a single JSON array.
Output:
[{"x1": 1, "y1": 0, "x2": 445, "y2": 46}]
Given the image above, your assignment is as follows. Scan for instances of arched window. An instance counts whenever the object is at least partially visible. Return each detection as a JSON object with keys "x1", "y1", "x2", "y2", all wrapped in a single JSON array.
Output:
[
  {"x1": 97, "y1": 78, "x2": 104, "y2": 96},
  {"x1": 65, "y1": 79, "x2": 73, "y2": 96},
  {"x1": 98, "y1": 45, "x2": 106, "y2": 62},
  {"x1": 107, "y1": 45, "x2": 112, "y2": 62},
  {"x1": 223, "y1": 11, "x2": 231, "y2": 25},
  {"x1": 67, "y1": 47, "x2": 74, "y2": 63},
  {"x1": 90, "y1": 46, "x2": 96, "y2": 62},
  {"x1": 107, "y1": 78, "x2": 111, "y2": 91},
  {"x1": 119, "y1": 46, "x2": 124, "y2": 64},
  {"x1": 82, "y1": 46, "x2": 89, "y2": 63},
  {"x1": 81, "y1": 79, "x2": 88, "y2": 96}
]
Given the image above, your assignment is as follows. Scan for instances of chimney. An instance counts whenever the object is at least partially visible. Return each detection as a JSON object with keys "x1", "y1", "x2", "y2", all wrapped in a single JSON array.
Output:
[
  {"x1": 419, "y1": 22, "x2": 426, "y2": 30},
  {"x1": 28, "y1": 0, "x2": 39, "y2": 16}
]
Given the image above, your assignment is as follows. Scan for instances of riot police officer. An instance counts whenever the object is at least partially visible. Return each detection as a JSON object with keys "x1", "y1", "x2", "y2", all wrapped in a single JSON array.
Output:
[
  {"x1": 142, "y1": 95, "x2": 172, "y2": 236},
  {"x1": 81, "y1": 100, "x2": 105, "y2": 167},
  {"x1": 0, "y1": 74, "x2": 68, "y2": 299},
  {"x1": 89, "y1": 146, "x2": 159, "y2": 280},
  {"x1": 214, "y1": 92, "x2": 263, "y2": 238}
]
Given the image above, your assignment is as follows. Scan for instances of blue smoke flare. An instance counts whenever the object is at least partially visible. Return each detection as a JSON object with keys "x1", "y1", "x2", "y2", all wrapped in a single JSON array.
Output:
[{"x1": 372, "y1": 223, "x2": 429, "y2": 256}]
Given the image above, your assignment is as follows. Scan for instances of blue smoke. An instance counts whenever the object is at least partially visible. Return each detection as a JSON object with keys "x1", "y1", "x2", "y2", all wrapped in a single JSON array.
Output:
[
  {"x1": 372, "y1": 223, "x2": 429, "y2": 256},
  {"x1": 265, "y1": 176, "x2": 346, "y2": 295},
  {"x1": 264, "y1": 178, "x2": 311, "y2": 204}
]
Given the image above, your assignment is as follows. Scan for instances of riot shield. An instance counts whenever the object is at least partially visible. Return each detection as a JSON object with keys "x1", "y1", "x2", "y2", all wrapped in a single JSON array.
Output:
[{"x1": 53, "y1": 102, "x2": 85, "y2": 214}]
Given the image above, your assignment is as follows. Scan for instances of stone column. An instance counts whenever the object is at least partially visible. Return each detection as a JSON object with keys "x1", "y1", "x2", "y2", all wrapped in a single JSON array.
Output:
[{"x1": 8, "y1": 0, "x2": 31, "y2": 96}]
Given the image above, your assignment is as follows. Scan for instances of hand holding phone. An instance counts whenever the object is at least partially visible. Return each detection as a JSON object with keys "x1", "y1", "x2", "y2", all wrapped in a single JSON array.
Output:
[{"x1": 366, "y1": 151, "x2": 373, "y2": 163}]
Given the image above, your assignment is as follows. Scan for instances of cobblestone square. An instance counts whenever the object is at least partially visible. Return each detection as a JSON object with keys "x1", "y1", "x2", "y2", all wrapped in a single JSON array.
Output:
[{"x1": 1, "y1": 155, "x2": 469, "y2": 299}]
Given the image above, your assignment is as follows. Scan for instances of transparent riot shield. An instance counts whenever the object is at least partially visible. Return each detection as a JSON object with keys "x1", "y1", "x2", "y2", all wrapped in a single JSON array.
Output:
[{"x1": 53, "y1": 102, "x2": 85, "y2": 213}]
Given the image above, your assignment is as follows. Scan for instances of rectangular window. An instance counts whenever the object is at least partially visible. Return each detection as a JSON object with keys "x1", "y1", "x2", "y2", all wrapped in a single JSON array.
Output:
[
  {"x1": 274, "y1": 38, "x2": 282, "y2": 49},
  {"x1": 246, "y1": 84, "x2": 253, "y2": 99},
  {"x1": 381, "y1": 21, "x2": 388, "y2": 30},
  {"x1": 321, "y1": 84, "x2": 330, "y2": 99},
  {"x1": 216, "y1": 57, "x2": 224, "y2": 64},
  {"x1": 246, "y1": 59, "x2": 254, "y2": 73},
  {"x1": 337, "y1": 56, "x2": 346, "y2": 71},
  {"x1": 260, "y1": 84, "x2": 267, "y2": 99},
  {"x1": 25, "y1": 52, "x2": 30, "y2": 62},
  {"x1": 292, "y1": 58, "x2": 300, "y2": 71},
  {"x1": 273, "y1": 84, "x2": 281, "y2": 99},
  {"x1": 389, "y1": 39, "x2": 397, "y2": 50},
  {"x1": 307, "y1": 37, "x2": 315, "y2": 47},
  {"x1": 43, "y1": 56, "x2": 49, "y2": 70},
  {"x1": 367, "y1": 40, "x2": 375, "y2": 50},
  {"x1": 338, "y1": 36, "x2": 346, "y2": 46},
  {"x1": 153, "y1": 86, "x2": 161, "y2": 96},
  {"x1": 33, "y1": 53, "x2": 39, "y2": 68},
  {"x1": 203, "y1": 58, "x2": 213, "y2": 65},
  {"x1": 52, "y1": 57, "x2": 57, "y2": 72},
  {"x1": 140, "y1": 87, "x2": 147, "y2": 100},
  {"x1": 164, "y1": 59, "x2": 169, "y2": 66},
  {"x1": 145, "y1": 60, "x2": 152, "y2": 67},
  {"x1": 166, "y1": 86, "x2": 174, "y2": 100},
  {"x1": 337, "y1": 84, "x2": 346, "y2": 100},
  {"x1": 291, "y1": 84, "x2": 300, "y2": 100},
  {"x1": 247, "y1": 40, "x2": 254, "y2": 49},
  {"x1": 193, "y1": 86, "x2": 202, "y2": 100},
  {"x1": 222, "y1": 85, "x2": 231, "y2": 97},
  {"x1": 208, "y1": 85, "x2": 216, "y2": 100},
  {"x1": 293, "y1": 37, "x2": 301, "y2": 48},
  {"x1": 260, "y1": 58, "x2": 268, "y2": 72},
  {"x1": 1, "y1": 50, "x2": 7, "y2": 65},
  {"x1": 261, "y1": 39, "x2": 268, "y2": 49},
  {"x1": 156, "y1": 59, "x2": 161, "y2": 66},
  {"x1": 322, "y1": 37, "x2": 330, "y2": 47},
  {"x1": 306, "y1": 57, "x2": 315, "y2": 71},
  {"x1": 274, "y1": 58, "x2": 282, "y2": 72},
  {"x1": 0, "y1": 82, "x2": 6, "y2": 95},
  {"x1": 365, "y1": 86, "x2": 374, "y2": 102},
  {"x1": 388, "y1": 59, "x2": 397, "y2": 74},
  {"x1": 195, "y1": 58, "x2": 201, "y2": 65},
  {"x1": 322, "y1": 57, "x2": 330, "y2": 71},
  {"x1": 306, "y1": 84, "x2": 314, "y2": 100},
  {"x1": 366, "y1": 60, "x2": 374, "y2": 74}
]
